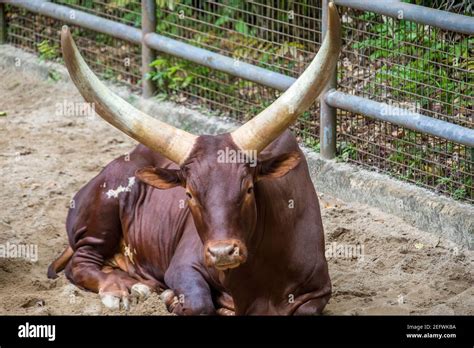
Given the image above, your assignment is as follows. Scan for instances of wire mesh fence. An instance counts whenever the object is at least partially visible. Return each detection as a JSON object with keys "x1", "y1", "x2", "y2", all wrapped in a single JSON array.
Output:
[
  {"x1": 3, "y1": 0, "x2": 473, "y2": 203},
  {"x1": 150, "y1": 0, "x2": 323, "y2": 148},
  {"x1": 338, "y1": 6, "x2": 473, "y2": 202},
  {"x1": 6, "y1": 2, "x2": 142, "y2": 88}
]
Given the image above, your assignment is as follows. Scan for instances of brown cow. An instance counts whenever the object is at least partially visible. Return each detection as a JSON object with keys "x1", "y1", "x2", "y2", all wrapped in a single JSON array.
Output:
[{"x1": 48, "y1": 4, "x2": 341, "y2": 315}]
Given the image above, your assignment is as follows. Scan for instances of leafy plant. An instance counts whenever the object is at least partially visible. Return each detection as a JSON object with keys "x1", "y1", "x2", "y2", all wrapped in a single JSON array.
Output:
[
  {"x1": 305, "y1": 136, "x2": 320, "y2": 152},
  {"x1": 37, "y1": 40, "x2": 59, "y2": 61},
  {"x1": 453, "y1": 187, "x2": 467, "y2": 200},
  {"x1": 48, "y1": 69, "x2": 61, "y2": 82},
  {"x1": 147, "y1": 57, "x2": 193, "y2": 94},
  {"x1": 337, "y1": 142, "x2": 357, "y2": 162}
]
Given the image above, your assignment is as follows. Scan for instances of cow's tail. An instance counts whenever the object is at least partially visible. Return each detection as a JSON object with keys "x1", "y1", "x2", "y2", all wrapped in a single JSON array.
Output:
[{"x1": 47, "y1": 246, "x2": 73, "y2": 279}]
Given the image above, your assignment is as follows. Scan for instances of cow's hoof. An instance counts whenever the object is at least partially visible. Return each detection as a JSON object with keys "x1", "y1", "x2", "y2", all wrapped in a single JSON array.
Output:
[
  {"x1": 217, "y1": 308, "x2": 235, "y2": 316},
  {"x1": 100, "y1": 292, "x2": 130, "y2": 311},
  {"x1": 160, "y1": 289, "x2": 179, "y2": 312},
  {"x1": 159, "y1": 289, "x2": 175, "y2": 303},
  {"x1": 100, "y1": 293, "x2": 120, "y2": 310},
  {"x1": 131, "y1": 283, "x2": 151, "y2": 302}
]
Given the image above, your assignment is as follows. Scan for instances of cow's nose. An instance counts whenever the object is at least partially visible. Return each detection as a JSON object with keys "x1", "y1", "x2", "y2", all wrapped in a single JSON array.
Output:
[
  {"x1": 205, "y1": 240, "x2": 247, "y2": 270},
  {"x1": 208, "y1": 243, "x2": 237, "y2": 258}
]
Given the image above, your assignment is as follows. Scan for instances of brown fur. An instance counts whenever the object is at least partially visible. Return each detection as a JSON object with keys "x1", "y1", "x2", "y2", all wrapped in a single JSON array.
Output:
[{"x1": 49, "y1": 131, "x2": 330, "y2": 315}]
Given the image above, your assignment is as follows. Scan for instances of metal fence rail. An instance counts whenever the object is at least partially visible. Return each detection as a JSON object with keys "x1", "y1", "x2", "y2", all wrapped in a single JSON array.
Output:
[{"x1": 1, "y1": 0, "x2": 473, "y2": 203}]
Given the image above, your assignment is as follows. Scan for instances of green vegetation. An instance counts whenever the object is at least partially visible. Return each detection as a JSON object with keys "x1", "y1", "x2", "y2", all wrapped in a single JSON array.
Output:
[
  {"x1": 303, "y1": 135, "x2": 320, "y2": 153},
  {"x1": 54, "y1": 0, "x2": 141, "y2": 26},
  {"x1": 339, "y1": 1, "x2": 473, "y2": 201},
  {"x1": 37, "y1": 40, "x2": 59, "y2": 61},
  {"x1": 351, "y1": 13, "x2": 472, "y2": 114},
  {"x1": 148, "y1": 0, "x2": 321, "y2": 121},
  {"x1": 410, "y1": 0, "x2": 473, "y2": 15},
  {"x1": 337, "y1": 142, "x2": 357, "y2": 162},
  {"x1": 385, "y1": 130, "x2": 471, "y2": 199},
  {"x1": 48, "y1": 69, "x2": 62, "y2": 82},
  {"x1": 148, "y1": 58, "x2": 193, "y2": 92}
]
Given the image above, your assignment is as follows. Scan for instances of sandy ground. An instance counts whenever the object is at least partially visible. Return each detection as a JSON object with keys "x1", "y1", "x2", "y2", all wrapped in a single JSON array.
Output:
[{"x1": 0, "y1": 65, "x2": 472, "y2": 316}]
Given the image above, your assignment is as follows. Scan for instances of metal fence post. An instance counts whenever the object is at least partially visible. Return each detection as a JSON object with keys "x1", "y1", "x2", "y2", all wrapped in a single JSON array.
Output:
[
  {"x1": 319, "y1": 0, "x2": 338, "y2": 159},
  {"x1": 0, "y1": 3, "x2": 7, "y2": 44},
  {"x1": 141, "y1": 0, "x2": 156, "y2": 98}
]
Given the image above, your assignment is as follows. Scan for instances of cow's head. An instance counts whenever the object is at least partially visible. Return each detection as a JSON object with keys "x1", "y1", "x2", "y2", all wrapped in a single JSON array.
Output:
[
  {"x1": 61, "y1": 3, "x2": 341, "y2": 271},
  {"x1": 134, "y1": 134, "x2": 302, "y2": 270}
]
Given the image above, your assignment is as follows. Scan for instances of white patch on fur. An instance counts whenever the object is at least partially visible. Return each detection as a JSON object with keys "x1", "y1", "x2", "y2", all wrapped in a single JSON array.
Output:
[
  {"x1": 105, "y1": 177, "x2": 135, "y2": 199},
  {"x1": 124, "y1": 244, "x2": 136, "y2": 264}
]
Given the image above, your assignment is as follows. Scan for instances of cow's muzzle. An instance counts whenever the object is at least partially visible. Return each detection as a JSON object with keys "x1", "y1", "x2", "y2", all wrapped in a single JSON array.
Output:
[{"x1": 205, "y1": 239, "x2": 247, "y2": 270}]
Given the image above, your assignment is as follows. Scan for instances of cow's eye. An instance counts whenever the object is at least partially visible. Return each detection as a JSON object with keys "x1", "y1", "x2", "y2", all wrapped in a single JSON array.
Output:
[
  {"x1": 247, "y1": 186, "x2": 254, "y2": 194},
  {"x1": 186, "y1": 192, "x2": 192, "y2": 199}
]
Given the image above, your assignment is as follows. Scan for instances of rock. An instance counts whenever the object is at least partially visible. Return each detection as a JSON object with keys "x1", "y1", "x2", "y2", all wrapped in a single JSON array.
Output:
[
  {"x1": 331, "y1": 227, "x2": 350, "y2": 239},
  {"x1": 21, "y1": 298, "x2": 45, "y2": 308}
]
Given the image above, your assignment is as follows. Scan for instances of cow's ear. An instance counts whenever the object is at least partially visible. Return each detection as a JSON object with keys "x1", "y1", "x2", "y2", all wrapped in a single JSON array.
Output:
[
  {"x1": 256, "y1": 151, "x2": 301, "y2": 181},
  {"x1": 135, "y1": 166, "x2": 185, "y2": 189}
]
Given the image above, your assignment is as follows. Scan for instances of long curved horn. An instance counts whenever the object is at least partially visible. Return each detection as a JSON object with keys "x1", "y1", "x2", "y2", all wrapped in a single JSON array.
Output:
[
  {"x1": 231, "y1": 2, "x2": 341, "y2": 153},
  {"x1": 61, "y1": 26, "x2": 197, "y2": 165}
]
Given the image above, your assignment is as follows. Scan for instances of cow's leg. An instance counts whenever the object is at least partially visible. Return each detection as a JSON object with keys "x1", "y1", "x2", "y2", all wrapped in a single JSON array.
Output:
[
  {"x1": 101, "y1": 266, "x2": 155, "y2": 307},
  {"x1": 293, "y1": 294, "x2": 331, "y2": 315},
  {"x1": 65, "y1": 248, "x2": 152, "y2": 310},
  {"x1": 215, "y1": 292, "x2": 235, "y2": 316},
  {"x1": 160, "y1": 285, "x2": 234, "y2": 316},
  {"x1": 162, "y1": 265, "x2": 216, "y2": 315}
]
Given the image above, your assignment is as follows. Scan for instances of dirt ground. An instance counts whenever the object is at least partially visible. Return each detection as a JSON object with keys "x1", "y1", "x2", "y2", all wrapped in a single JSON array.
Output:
[{"x1": 0, "y1": 65, "x2": 472, "y2": 316}]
